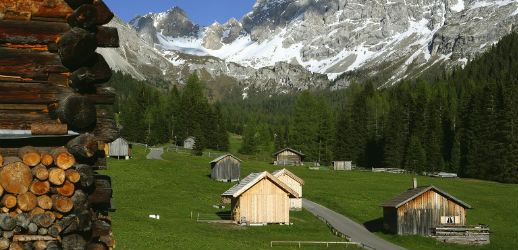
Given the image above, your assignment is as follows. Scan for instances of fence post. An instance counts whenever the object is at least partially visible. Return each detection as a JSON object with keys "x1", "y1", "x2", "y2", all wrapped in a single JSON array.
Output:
[
  {"x1": 190, "y1": 211, "x2": 192, "y2": 219},
  {"x1": 270, "y1": 241, "x2": 272, "y2": 247},
  {"x1": 298, "y1": 242, "x2": 301, "y2": 248}
]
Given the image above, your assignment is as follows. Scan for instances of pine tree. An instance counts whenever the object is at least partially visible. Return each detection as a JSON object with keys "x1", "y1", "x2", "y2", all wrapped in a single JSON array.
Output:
[
  {"x1": 239, "y1": 116, "x2": 258, "y2": 154},
  {"x1": 290, "y1": 90, "x2": 319, "y2": 161},
  {"x1": 317, "y1": 95, "x2": 334, "y2": 165},
  {"x1": 404, "y1": 135, "x2": 426, "y2": 174}
]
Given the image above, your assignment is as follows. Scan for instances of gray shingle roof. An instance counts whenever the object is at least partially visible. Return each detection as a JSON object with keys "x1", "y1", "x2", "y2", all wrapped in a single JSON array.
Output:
[
  {"x1": 209, "y1": 154, "x2": 242, "y2": 164},
  {"x1": 273, "y1": 148, "x2": 305, "y2": 157},
  {"x1": 221, "y1": 172, "x2": 263, "y2": 197},
  {"x1": 380, "y1": 185, "x2": 472, "y2": 209}
]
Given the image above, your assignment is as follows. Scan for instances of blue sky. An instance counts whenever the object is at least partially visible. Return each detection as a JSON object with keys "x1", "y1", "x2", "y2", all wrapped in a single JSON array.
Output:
[{"x1": 104, "y1": 0, "x2": 257, "y2": 26}]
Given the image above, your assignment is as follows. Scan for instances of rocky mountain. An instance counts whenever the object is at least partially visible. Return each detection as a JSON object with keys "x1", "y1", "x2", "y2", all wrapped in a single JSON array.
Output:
[{"x1": 98, "y1": 0, "x2": 518, "y2": 93}]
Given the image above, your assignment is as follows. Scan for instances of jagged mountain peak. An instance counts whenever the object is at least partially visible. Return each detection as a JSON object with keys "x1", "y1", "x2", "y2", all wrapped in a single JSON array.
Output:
[{"x1": 100, "y1": 0, "x2": 518, "y2": 94}]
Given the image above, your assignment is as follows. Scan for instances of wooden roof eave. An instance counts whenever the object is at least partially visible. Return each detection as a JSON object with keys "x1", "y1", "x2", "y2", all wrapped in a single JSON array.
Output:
[
  {"x1": 379, "y1": 185, "x2": 472, "y2": 209},
  {"x1": 273, "y1": 168, "x2": 305, "y2": 185}
]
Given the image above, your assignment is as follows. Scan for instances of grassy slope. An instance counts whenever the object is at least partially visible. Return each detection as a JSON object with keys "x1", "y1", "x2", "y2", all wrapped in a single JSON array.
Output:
[
  {"x1": 105, "y1": 146, "x2": 355, "y2": 250},
  {"x1": 105, "y1": 140, "x2": 517, "y2": 250}
]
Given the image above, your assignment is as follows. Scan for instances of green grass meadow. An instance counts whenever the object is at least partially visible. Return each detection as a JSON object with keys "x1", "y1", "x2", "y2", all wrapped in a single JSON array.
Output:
[{"x1": 104, "y1": 143, "x2": 518, "y2": 250}]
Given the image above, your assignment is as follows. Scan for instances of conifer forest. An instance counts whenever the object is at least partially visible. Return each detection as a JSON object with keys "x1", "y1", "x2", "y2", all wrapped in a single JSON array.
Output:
[{"x1": 108, "y1": 33, "x2": 518, "y2": 183}]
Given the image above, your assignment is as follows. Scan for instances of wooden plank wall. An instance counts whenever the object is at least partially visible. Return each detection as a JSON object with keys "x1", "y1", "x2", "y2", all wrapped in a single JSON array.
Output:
[
  {"x1": 211, "y1": 156, "x2": 240, "y2": 181},
  {"x1": 236, "y1": 178, "x2": 290, "y2": 224},
  {"x1": 276, "y1": 151, "x2": 301, "y2": 166},
  {"x1": 276, "y1": 174, "x2": 302, "y2": 210},
  {"x1": 397, "y1": 190, "x2": 466, "y2": 235}
]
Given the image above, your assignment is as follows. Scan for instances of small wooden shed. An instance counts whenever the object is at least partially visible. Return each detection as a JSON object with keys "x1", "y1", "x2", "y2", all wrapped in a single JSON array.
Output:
[
  {"x1": 273, "y1": 148, "x2": 305, "y2": 166},
  {"x1": 221, "y1": 171, "x2": 299, "y2": 224},
  {"x1": 333, "y1": 161, "x2": 352, "y2": 170},
  {"x1": 210, "y1": 154, "x2": 241, "y2": 182},
  {"x1": 184, "y1": 136, "x2": 195, "y2": 149},
  {"x1": 380, "y1": 185, "x2": 472, "y2": 235},
  {"x1": 272, "y1": 168, "x2": 304, "y2": 210},
  {"x1": 107, "y1": 138, "x2": 132, "y2": 159}
]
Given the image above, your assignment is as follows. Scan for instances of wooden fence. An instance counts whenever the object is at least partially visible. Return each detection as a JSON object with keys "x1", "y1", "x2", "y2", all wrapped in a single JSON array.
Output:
[{"x1": 270, "y1": 241, "x2": 363, "y2": 248}]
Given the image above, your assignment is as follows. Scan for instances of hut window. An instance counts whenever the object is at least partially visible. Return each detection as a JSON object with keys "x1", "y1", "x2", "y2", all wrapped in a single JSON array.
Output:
[{"x1": 441, "y1": 216, "x2": 459, "y2": 224}]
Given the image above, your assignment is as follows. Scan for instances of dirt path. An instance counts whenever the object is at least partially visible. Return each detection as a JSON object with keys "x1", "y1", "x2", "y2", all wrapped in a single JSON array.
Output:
[
  {"x1": 303, "y1": 199, "x2": 407, "y2": 250},
  {"x1": 146, "y1": 147, "x2": 164, "y2": 160}
]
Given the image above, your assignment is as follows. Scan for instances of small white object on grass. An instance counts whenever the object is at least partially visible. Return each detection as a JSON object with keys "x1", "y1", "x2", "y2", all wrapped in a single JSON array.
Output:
[{"x1": 149, "y1": 214, "x2": 160, "y2": 220}]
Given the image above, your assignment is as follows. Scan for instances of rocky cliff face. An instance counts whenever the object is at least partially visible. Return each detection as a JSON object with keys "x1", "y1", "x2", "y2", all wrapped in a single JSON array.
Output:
[{"x1": 98, "y1": 0, "x2": 518, "y2": 93}]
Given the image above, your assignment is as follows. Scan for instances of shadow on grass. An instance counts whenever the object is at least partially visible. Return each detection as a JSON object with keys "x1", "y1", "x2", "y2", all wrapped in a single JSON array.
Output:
[
  {"x1": 363, "y1": 217, "x2": 388, "y2": 233},
  {"x1": 216, "y1": 211, "x2": 233, "y2": 220}
]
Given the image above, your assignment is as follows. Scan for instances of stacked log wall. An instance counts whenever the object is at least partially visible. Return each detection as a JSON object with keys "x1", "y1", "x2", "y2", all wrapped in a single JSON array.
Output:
[{"x1": 0, "y1": 0, "x2": 119, "y2": 249}]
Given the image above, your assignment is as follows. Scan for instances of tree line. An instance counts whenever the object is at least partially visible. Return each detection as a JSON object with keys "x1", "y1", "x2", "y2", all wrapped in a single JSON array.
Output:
[
  {"x1": 107, "y1": 32, "x2": 517, "y2": 183},
  {"x1": 230, "y1": 32, "x2": 518, "y2": 183},
  {"x1": 107, "y1": 73, "x2": 229, "y2": 154}
]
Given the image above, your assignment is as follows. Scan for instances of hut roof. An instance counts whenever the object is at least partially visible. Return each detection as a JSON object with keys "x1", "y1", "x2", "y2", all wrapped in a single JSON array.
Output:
[
  {"x1": 184, "y1": 136, "x2": 195, "y2": 141},
  {"x1": 209, "y1": 154, "x2": 242, "y2": 164},
  {"x1": 273, "y1": 148, "x2": 305, "y2": 157},
  {"x1": 272, "y1": 168, "x2": 305, "y2": 185},
  {"x1": 221, "y1": 171, "x2": 300, "y2": 198},
  {"x1": 380, "y1": 185, "x2": 472, "y2": 209}
]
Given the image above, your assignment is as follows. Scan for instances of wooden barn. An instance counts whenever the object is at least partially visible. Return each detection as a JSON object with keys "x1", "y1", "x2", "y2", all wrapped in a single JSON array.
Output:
[
  {"x1": 380, "y1": 184, "x2": 472, "y2": 235},
  {"x1": 272, "y1": 168, "x2": 304, "y2": 210},
  {"x1": 184, "y1": 136, "x2": 195, "y2": 149},
  {"x1": 210, "y1": 154, "x2": 241, "y2": 182},
  {"x1": 333, "y1": 161, "x2": 352, "y2": 170},
  {"x1": 273, "y1": 148, "x2": 305, "y2": 166},
  {"x1": 107, "y1": 137, "x2": 132, "y2": 159},
  {"x1": 221, "y1": 171, "x2": 299, "y2": 224}
]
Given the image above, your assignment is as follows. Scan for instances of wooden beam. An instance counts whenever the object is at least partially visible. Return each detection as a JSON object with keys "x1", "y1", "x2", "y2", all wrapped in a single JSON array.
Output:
[
  {"x1": 0, "y1": 20, "x2": 69, "y2": 45},
  {"x1": 57, "y1": 27, "x2": 97, "y2": 70},
  {"x1": 0, "y1": 20, "x2": 118, "y2": 48},
  {"x1": 0, "y1": 47, "x2": 68, "y2": 80},
  {"x1": 0, "y1": 0, "x2": 73, "y2": 21},
  {"x1": 93, "y1": 0, "x2": 114, "y2": 25},
  {"x1": 0, "y1": 82, "x2": 115, "y2": 105}
]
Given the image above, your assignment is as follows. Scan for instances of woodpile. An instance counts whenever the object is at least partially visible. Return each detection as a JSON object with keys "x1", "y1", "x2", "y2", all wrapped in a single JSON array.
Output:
[{"x1": 0, "y1": 0, "x2": 119, "y2": 249}]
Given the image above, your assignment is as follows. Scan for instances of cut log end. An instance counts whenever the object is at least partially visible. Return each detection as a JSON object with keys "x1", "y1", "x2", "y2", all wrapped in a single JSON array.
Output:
[
  {"x1": 18, "y1": 146, "x2": 41, "y2": 167},
  {"x1": 48, "y1": 168, "x2": 66, "y2": 186},
  {"x1": 40, "y1": 154, "x2": 54, "y2": 167},
  {"x1": 0, "y1": 162, "x2": 32, "y2": 194},
  {"x1": 52, "y1": 195, "x2": 73, "y2": 213},
  {"x1": 17, "y1": 193, "x2": 38, "y2": 212}
]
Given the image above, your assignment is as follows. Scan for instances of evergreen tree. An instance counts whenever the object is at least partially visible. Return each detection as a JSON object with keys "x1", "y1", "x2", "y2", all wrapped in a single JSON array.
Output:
[
  {"x1": 192, "y1": 123, "x2": 205, "y2": 156},
  {"x1": 290, "y1": 90, "x2": 319, "y2": 161},
  {"x1": 404, "y1": 135, "x2": 426, "y2": 174},
  {"x1": 213, "y1": 102, "x2": 229, "y2": 151},
  {"x1": 239, "y1": 116, "x2": 258, "y2": 154},
  {"x1": 317, "y1": 95, "x2": 334, "y2": 165}
]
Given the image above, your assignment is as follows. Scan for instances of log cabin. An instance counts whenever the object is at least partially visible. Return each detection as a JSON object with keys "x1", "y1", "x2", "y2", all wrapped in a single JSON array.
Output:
[
  {"x1": 210, "y1": 154, "x2": 241, "y2": 182},
  {"x1": 380, "y1": 183, "x2": 472, "y2": 235},
  {"x1": 273, "y1": 148, "x2": 305, "y2": 166},
  {"x1": 272, "y1": 168, "x2": 304, "y2": 210},
  {"x1": 221, "y1": 171, "x2": 299, "y2": 225},
  {"x1": 0, "y1": 0, "x2": 118, "y2": 248}
]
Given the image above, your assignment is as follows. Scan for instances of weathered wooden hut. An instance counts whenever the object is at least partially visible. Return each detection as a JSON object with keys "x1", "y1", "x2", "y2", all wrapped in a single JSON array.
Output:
[
  {"x1": 184, "y1": 136, "x2": 195, "y2": 149},
  {"x1": 380, "y1": 184, "x2": 472, "y2": 235},
  {"x1": 107, "y1": 137, "x2": 132, "y2": 159},
  {"x1": 333, "y1": 161, "x2": 352, "y2": 170},
  {"x1": 221, "y1": 171, "x2": 299, "y2": 224},
  {"x1": 272, "y1": 168, "x2": 304, "y2": 210},
  {"x1": 273, "y1": 148, "x2": 305, "y2": 166},
  {"x1": 210, "y1": 154, "x2": 241, "y2": 182}
]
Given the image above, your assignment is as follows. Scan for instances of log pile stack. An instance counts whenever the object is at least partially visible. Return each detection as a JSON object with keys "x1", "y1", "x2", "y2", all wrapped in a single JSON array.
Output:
[{"x1": 0, "y1": 0, "x2": 118, "y2": 249}]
